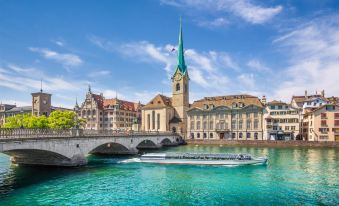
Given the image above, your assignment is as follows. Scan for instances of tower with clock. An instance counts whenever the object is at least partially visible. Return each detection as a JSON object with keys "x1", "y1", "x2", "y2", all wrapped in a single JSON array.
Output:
[
  {"x1": 31, "y1": 84, "x2": 52, "y2": 116},
  {"x1": 171, "y1": 18, "x2": 189, "y2": 135}
]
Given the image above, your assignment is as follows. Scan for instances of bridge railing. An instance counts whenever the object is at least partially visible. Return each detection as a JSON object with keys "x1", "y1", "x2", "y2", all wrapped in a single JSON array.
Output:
[{"x1": 0, "y1": 128, "x2": 178, "y2": 139}]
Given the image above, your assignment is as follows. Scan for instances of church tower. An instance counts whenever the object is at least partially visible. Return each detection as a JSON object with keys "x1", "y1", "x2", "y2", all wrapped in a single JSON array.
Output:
[{"x1": 172, "y1": 18, "x2": 189, "y2": 133}]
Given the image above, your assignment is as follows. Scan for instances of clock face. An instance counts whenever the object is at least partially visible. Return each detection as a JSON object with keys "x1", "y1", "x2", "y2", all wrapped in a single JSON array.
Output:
[{"x1": 43, "y1": 100, "x2": 47, "y2": 104}]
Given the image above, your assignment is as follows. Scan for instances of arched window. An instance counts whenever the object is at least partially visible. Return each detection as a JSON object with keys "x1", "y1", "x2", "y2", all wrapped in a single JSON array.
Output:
[
  {"x1": 210, "y1": 133, "x2": 213, "y2": 138},
  {"x1": 176, "y1": 83, "x2": 180, "y2": 91},
  {"x1": 152, "y1": 111, "x2": 155, "y2": 130},
  {"x1": 197, "y1": 133, "x2": 200, "y2": 138}
]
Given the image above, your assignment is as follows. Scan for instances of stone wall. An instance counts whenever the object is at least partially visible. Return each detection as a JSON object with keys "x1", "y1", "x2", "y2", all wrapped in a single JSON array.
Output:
[{"x1": 186, "y1": 139, "x2": 339, "y2": 147}]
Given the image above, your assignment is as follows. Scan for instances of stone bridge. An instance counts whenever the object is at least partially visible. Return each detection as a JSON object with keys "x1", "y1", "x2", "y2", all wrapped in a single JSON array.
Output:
[{"x1": 0, "y1": 129, "x2": 182, "y2": 167}]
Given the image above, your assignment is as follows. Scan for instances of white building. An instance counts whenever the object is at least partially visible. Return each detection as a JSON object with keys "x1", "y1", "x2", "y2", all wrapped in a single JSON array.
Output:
[{"x1": 263, "y1": 100, "x2": 301, "y2": 140}]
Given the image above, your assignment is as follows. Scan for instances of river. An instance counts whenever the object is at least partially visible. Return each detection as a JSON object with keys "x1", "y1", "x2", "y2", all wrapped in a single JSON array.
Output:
[{"x1": 0, "y1": 145, "x2": 338, "y2": 205}]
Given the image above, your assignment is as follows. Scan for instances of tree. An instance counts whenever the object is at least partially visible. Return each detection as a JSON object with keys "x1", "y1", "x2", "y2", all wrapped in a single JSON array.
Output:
[
  {"x1": 47, "y1": 111, "x2": 76, "y2": 129},
  {"x1": 2, "y1": 114, "x2": 49, "y2": 129}
]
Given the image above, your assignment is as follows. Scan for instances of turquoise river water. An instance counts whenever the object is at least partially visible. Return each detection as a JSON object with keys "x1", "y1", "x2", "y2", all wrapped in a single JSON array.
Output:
[{"x1": 0, "y1": 145, "x2": 338, "y2": 206}]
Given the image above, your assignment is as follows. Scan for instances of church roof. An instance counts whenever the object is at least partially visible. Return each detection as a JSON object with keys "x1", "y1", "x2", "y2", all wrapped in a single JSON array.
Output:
[
  {"x1": 189, "y1": 94, "x2": 264, "y2": 111},
  {"x1": 142, "y1": 94, "x2": 173, "y2": 110},
  {"x1": 177, "y1": 18, "x2": 186, "y2": 75}
]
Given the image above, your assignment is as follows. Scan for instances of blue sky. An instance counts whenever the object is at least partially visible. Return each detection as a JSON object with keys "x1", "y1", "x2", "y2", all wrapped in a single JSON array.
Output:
[{"x1": 1, "y1": 0, "x2": 339, "y2": 108}]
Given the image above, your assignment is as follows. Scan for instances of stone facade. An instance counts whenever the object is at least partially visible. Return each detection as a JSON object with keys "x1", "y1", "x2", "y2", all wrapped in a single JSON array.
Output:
[
  {"x1": 302, "y1": 104, "x2": 339, "y2": 142},
  {"x1": 187, "y1": 95, "x2": 264, "y2": 140},
  {"x1": 263, "y1": 101, "x2": 301, "y2": 140},
  {"x1": 31, "y1": 91, "x2": 52, "y2": 116},
  {"x1": 77, "y1": 87, "x2": 142, "y2": 131}
]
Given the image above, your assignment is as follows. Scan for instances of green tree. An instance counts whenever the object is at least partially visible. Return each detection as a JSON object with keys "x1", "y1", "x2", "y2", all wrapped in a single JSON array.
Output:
[
  {"x1": 3, "y1": 114, "x2": 49, "y2": 129},
  {"x1": 47, "y1": 110, "x2": 76, "y2": 129}
]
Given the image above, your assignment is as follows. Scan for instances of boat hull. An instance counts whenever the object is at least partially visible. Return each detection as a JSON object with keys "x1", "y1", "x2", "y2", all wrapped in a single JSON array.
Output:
[{"x1": 139, "y1": 158, "x2": 267, "y2": 165}]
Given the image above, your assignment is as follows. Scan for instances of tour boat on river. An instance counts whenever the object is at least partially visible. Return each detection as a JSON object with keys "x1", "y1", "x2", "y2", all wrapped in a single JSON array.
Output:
[{"x1": 139, "y1": 153, "x2": 268, "y2": 166}]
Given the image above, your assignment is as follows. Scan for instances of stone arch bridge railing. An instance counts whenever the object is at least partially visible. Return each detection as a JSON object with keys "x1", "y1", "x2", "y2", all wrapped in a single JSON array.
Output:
[{"x1": 0, "y1": 129, "x2": 183, "y2": 167}]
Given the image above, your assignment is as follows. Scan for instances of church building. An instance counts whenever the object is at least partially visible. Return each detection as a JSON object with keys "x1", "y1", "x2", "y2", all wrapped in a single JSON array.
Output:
[{"x1": 141, "y1": 20, "x2": 189, "y2": 137}]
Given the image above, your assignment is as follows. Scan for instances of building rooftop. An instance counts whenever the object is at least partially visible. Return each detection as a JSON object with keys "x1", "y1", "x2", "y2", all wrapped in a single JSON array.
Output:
[
  {"x1": 189, "y1": 94, "x2": 263, "y2": 110},
  {"x1": 142, "y1": 94, "x2": 173, "y2": 110}
]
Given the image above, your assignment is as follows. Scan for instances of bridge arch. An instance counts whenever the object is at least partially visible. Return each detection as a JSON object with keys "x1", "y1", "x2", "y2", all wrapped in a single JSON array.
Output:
[
  {"x1": 89, "y1": 142, "x2": 132, "y2": 155},
  {"x1": 2, "y1": 149, "x2": 84, "y2": 166},
  {"x1": 136, "y1": 139, "x2": 159, "y2": 149},
  {"x1": 160, "y1": 138, "x2": 172, "y2": 145}
]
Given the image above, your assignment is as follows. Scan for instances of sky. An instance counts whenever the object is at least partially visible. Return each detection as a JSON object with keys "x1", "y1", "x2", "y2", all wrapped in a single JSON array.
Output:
[{"x1": 0, "y1": 0, "x2": 339, "y2": 108}]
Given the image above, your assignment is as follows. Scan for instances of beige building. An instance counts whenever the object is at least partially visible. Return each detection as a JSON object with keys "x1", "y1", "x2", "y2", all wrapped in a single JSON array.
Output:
[
  {"x1": 263, "y1": 100, "x2": 301, "y2": 140},
  {"x1": 187, "y1": 95, "x2": 264, "y2": 140},
  {"x1": 141, "y1": 21, "x2": 189, "y2": 137},
  {"x1": 302, "y1": 104, "x2": 339, "y2": 142},
  {"x1": 77, "y1": 86, "x2": 142, "y2": 131}
]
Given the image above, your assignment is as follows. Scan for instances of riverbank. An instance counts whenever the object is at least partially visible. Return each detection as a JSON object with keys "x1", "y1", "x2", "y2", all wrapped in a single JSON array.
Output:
[{"x1": 186, "y1": 139, "x2": 339, "y2": 148}]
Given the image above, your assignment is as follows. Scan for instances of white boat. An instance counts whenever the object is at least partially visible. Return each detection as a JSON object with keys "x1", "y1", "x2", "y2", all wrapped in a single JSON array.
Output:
[{"x1": 140, "y1": 153, "x2": 268, "y2": 166}]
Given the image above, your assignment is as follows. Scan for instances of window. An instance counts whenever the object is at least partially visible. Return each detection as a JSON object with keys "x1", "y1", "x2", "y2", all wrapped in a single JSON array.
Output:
[
  {"x1": 231, "y1": 120, "x2": 236, "y2": 129},
  {"x1": 246, "y1": 120, "x2": 251, "y2": 129},
  {"x1": 334, "y1": 120, "x2": 339, "y2": 126},
  {"x1": 321, "y1": 120, "x2": 327, "y2": 126},
  {"x1": 157, "y1": 113, "x2": 160, "y2": 130},
  {"x1": 319, "y1": 135, "x2": 328, "y2": 140},
  {"x1": 232, "y1": 133, "x2": 236, "y2": 138},
  {"x1": 321, "y1": 113, "x2": 327, "y2": 119},
  {"x1": 216, "y1": 123, "x2": 220, "y2": 130},
  {"x1": 239, "y1": 133, "x2": 243, "y2": 139},
  {"x1": 203, "y1": 122, "x2": 207, "y2": 130},
  {"x1": 273, "y1": 126, "x2": 277, "y2": 130},
  {"x1": 176, "y1": 83, "x2": 180, "y2": 91},
  {"x1": 270, "y1": 106, "x2": 275, "y2": 110},
  {"x1": 210, "y1": 133, "x2": 213, "y2": 138},
  {"x1": 254, "y1": 133, "x2": 258, "y2": 139},
  {"x1": 278, "y1": 105, "x2": 283, "y2": 109},
  {"x1": 285, "y1": 126, "x2": 290, "y2": 131},
  {"x1": 239, "y1": 120, "x2": 243, "y2": 129},
  {"x1": 190, "y1": 121, "x2": 195, "y2": 130},
  {"x1": 220, "y1": 122, "x2": 225, "y2": 130},
  {"x1": 254, "y1": 112, "x2": 258, "y2": 118},
  {"x1": 197, "y1": 133, "x2": 201, "y2": 138},
  {"x1": 191, "y1": 133, "x2": 194, "y2": 139},
  {"x1": 196, "y1": 121, "x2": 201, "y2": 130},
  {"x1": 247, "y1": 132, "x2": 251, "y2": 139},
  {"x1": 291, "y1": 126, "x2": 296, "y2": 131},
  {"x1": 254, "y1": 120, "x2": 258, "y2": 129},
  {"x1": 335, "y1": 113, "x2": 339, "y2": 119},
  {"x1": 203, "y1": 133, "x2": 207, "y2": 138},
  {"x1": 147, "y1": 114, "x2": 150, "y2": 130},
  {"x1": 152, "y1": 111, "x2": 155, "y2": 130},
  {"x1": 209, "y1": 121, "x2": 214, "y2": 130},
  {"x1": 246, "y1": 113, "x2": 251, "y2": 118}
]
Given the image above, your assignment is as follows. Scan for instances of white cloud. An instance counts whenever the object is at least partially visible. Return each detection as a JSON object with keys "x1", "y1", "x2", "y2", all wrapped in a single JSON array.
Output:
[
  {"x1": 88, "y1": 70, "x2": 112, "y2": 78},
  {"x1": 29, "y1": 47, "x2": 83, "y2": 67},
  {"x1": 161, "y1": 0, "x2": 282, "y2": 24},
  {"x1": 237, "y1": 73, "x2": 255, "y2": 88},
  {"x1": 0, "y1": 64, "x2": 86, "y2": 92},
  {"x1": 271, "y1": 15, "x2": 339, "y2": 101},
  {"x1": 198, "y1": 18, "x2": 229, "y2": 28},
  {"x1": 247, "y1": 59, "x2": 271, "y2": 72}
]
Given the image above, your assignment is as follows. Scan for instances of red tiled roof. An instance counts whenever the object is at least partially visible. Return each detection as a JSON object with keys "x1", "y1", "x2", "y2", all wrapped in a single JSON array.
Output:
[
  {"x1": 103, "y1": 98, "x2": 142, "y2": 111},
  {"x1": 92, "y1": 94, "x2": 104, "y2": 109}
]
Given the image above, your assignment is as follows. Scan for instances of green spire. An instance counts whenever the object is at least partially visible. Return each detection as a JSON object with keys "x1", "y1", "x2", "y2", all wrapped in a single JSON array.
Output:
[{"x1": 177, "y1": 17, "x2": 187, "y2": 74}]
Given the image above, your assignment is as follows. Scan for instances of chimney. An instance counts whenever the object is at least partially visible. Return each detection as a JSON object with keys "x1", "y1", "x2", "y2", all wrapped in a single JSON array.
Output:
[
  {"x1": 321, "y1": 90, "x2": 325, "y2": 97},
  {"x1": 305, "y1": 90, "x2": 307, "y2": 98},
  {"x1": 261, "y1": 95, "x2": 267, "y2": 105}
]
